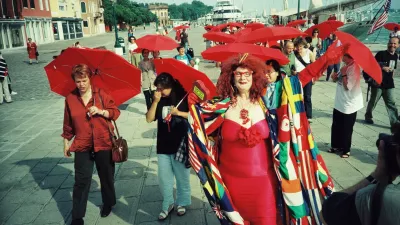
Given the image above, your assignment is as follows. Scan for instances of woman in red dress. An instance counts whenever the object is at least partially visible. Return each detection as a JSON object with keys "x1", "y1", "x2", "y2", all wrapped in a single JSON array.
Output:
[
  {"x1": 216, "y1": 55, "x2": 282, "y2": 225},
  {"x1": 27, "y1": 38, "x2": 38, "y2": 64}
]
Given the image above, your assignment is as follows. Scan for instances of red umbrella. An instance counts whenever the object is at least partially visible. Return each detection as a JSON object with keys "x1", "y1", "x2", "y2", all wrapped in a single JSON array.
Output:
[
  {"x1": 173, "y1": 25, "x2": 189, "y2": 30},
  {"x1": 334, "y1": 31, "x2": 382, "y2": 84},
  {"x1": 44, "y1": 48, "x2": 141, "y2": 106},
  {"x1": 203, "y1": 32, "x2": 237, "y2": 43},
  {"x1": 384, "y1": 22, "x2": 400, "y2": 31},
  {"x1": 245, "y1": 23, "x2": 265, "y2": 30},
  {"x1": 286, "y1": 19, "x2": 307, "y2": 27},
  {"x1": 305, "y1": 20, "x2": 344, "y2": 39},
  {"x1": 153, "y1": 58, "x2": 217, "y2": 98},
  {"x1": 234, "y1": 28, "x2": 252, "y2": 37},
  {"x1": 204, "y1": 25, "x2": 215, "y2": 31},
  {"x1": 134, "y1": 34, "x2": 179, "y2": 52},
  {"x1": 227, "y1": 22, "x2": 244, "y2": 28},
  {"x1": 211, "y1": 24, "x2": 228, "y2": 32},
  {"x1": 201, "y1": 43, "x2": 289, "y2": 65},
  {"x1": 237, "y1": 27, "x2": 306, "y2": 43}
]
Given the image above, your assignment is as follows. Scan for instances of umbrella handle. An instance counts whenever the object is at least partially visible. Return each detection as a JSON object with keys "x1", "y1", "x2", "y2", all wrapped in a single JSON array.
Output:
[{"x1": 175, "y1": 92, "x2": 189, "y2": 108}]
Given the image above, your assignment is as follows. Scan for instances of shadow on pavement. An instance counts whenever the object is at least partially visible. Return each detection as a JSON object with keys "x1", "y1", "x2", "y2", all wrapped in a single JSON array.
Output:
[{"x1": 356, "y1": 119, "x2": 391, "y2": 130}]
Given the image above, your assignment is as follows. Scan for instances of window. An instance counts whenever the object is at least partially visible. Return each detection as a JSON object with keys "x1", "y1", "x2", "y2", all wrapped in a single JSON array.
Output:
[
  {"x1": 38, "y1": 0, "x2": 43, "y2": 10},
  {"x1": 59, "y1": 5, "x2": 65, "y2": 11},
  {"x1": 30, "y1": 0, "x2": 35, "y2": 8},
  {"x1": 81, "y1": 2, "x2": 86, "y2": 13},
  {"x1": 45, "y1": 0, "x2": 49, "y2": 10},
  {"x1": 22, "y1": 0, "x2": 28, "y2": 7},
  {"x1": 83, "y1": 21, "x2": 88, "y2": 27},
  {"x1": 161, "y1": 12, "x2": 163, "y2": 17}
]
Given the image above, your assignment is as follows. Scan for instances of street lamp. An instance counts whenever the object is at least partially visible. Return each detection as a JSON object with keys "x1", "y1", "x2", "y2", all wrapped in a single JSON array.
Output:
[{"x1": 111, "y1": 0, "x2": 122, "y2": 55}]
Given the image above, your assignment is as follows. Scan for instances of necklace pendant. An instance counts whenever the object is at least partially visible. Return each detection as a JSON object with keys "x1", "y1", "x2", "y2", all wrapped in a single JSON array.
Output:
[{"x1": 240, "y1": 108, "x2": 250, "y2": 125}]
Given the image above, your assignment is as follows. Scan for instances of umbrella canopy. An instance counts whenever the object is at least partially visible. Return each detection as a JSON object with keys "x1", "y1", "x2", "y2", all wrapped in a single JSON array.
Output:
[
  {"x1": 211, "y1": 24, "x2": 228, "y2": 32},
  {"x1": 234, "y1": 28, "x2": 252, "y2": 37},
  {"x1": 153, "y1": 58, "x2": 217, "y2": 98},
  {"x1": 173, "y1": 25, "x2": 190, "y2": 30},
  {"x1": 335, "y1": 31, "x2": 382, "y2": 84},
  {"x1": 201, "y1": 43, "x2": 289, "y2": 65},
  {"x1": 44, "y1": 48, "x2": 141, "y2": 106},
  {"x1": 286, "y1": 19, "x2": 307, "y2": 27},
  {"x1": 204, "y1": 25, "x2": 215, "y2": 31},
  {"x1": 245, "y1": 22, "x2": 265, "y2": 30},
  {"x1": 227, "y1": 22, "x2": 244, "y2": 28},
  {"x1": 134, "y1": 34, "x2": 179, "y2": 52},
  {"x1": 237, "y1": 27, "x2": 306, "y2": 43},
  {"x1": 305, "y1": 20, "x2": 344, "y2": 39},
  {"x1": 384, "y1": 22, "x2": 400, "y2": 31},
  {"x1": 203, "y1": 32, "x2": 237, "y2": 43}
]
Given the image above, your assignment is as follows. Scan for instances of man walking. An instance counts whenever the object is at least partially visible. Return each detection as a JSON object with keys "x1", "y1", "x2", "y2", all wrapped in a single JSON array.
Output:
[
  {"x1": 365, "y1": 37, "x2": 399, "y2": 127},
  {"x1": 0, "y1": 51, "x2": 12, "y2": 104},
  {"x1": 281, "y1": 41, "x2": 296, "y2": 76},
  {"x1": 180, "y1": 29, "x2": 189, "y2": 53}
]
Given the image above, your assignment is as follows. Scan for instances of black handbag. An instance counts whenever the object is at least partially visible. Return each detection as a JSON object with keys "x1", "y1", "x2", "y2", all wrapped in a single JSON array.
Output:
[{"x1": 35, "y1": 51, "x2": 39, "y2": 56}]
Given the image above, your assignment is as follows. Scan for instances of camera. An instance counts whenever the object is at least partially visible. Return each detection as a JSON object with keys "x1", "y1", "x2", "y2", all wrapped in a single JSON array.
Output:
[{"x1": 376, "y1": 133, "x2": 400, "y2": 178}]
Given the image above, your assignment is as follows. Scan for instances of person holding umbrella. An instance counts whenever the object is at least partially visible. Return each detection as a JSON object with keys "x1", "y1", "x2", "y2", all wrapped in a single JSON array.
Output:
[
  {"x1": 389, "y1": 26, "x2": 400, "y2": 38},
  {"x1": 27, "y1": 38, "x2": 38, "y2": 64},
  {"x1": 329, "y1": 54, "x2": 363, "y2": 158},
  {"x1": 62, "y1": 64, "x2": 120, "y2": 225},
  {"x1": 145, "y1": 73, "x2": 191, "y2": 220}
]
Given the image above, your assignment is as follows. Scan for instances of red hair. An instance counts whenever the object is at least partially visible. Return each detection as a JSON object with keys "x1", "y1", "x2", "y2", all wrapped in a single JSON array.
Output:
[{"x1": 217, "y1": 55, "x2": 267, "y2": 103}]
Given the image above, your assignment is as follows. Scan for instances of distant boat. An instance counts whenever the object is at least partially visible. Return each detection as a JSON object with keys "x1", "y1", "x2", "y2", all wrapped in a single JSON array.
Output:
[{"x1": 212, "y1": 0, "x2": 243, "y2": 24}]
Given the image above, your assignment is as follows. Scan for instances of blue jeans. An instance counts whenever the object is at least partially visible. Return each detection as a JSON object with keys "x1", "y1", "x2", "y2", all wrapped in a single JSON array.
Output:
[
  {"x1": 157, "y1": 154, "x2": 191, "y2": 211},
  {"x1": 326, "y1": 63, "x2": 340, "y2": 81}
]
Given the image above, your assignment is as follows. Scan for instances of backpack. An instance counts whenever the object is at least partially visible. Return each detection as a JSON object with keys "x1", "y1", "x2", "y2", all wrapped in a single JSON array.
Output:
[{"x1": 187, "y1": 48, "x2": 194, "y2": 58}]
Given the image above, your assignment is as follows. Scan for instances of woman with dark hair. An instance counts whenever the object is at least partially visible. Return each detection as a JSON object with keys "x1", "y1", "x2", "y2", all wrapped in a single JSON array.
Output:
[
  {"x1": 139, "y1": 49, "x2": 156, "y2": 110},
  {"x1": 265, "y1": 59, "x2": 282, "y2": 110},
  {"x1": 62, "y1": 64, "x2": 120, "y2": 225},
  {"x1": 145, "y1": 73, "x2": 191, "y2": 220}
]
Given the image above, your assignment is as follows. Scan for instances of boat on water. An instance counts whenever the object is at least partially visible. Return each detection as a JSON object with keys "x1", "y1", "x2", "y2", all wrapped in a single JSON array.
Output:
[{"x1": 212, "y1": 0, "x2": 243, "y2": 24}]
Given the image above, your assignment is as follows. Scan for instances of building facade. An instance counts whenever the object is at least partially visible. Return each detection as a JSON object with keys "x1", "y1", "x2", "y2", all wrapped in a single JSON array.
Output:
[
  {"x1": 0, "y1": 0, "x2": 27, "y2": 50},
  {"x1": 21, "y1": 0, "x2": 53, "y2": 45},
  {"x1": 80, "y1": 0, "x2": 105, "y2": 36},
  {"x1": 149, "y1": 3, "x2": 169, "y2": 26},
  {"x1": 50, "y1": 0, "x2": 83, "y2": 41}
]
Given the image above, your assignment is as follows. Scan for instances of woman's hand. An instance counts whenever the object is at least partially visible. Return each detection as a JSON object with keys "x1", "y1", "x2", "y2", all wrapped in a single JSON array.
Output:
[
  {"x1": 64, "y1": 144, "x2": 71, "y2": 158},
  {"x1": 88, "y1": 106, "x2": 102, "y2": 116},
  {"x1": 153, "y1": 91, "x2": 162, "y2": 103},
  {"x1": 170, "y1": 106, "x2": 180, "y2": 116}
]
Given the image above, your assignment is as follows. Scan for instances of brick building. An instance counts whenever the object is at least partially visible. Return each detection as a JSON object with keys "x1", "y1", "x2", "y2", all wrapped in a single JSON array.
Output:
[
  {"x1": 21, "y1": 0, "x2": 53, "y2": 45},
  {"x1": 0, "y1": 0, "x2": 26, "y2": 50}
]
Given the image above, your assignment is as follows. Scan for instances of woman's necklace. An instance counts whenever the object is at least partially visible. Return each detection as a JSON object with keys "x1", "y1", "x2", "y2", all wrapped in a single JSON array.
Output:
[{"x1": 237, "y1": 97, "x2": 251, "y2": 125}]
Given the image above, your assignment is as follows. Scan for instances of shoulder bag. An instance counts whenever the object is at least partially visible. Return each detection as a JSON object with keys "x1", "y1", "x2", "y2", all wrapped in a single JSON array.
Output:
[{"x1": 98, "y1": 91, "x2": 128, "y2": 163}]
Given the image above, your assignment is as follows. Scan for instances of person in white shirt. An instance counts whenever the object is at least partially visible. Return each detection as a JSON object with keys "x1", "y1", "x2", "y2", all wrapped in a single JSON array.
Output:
[
  {"x1": 329, "y1": 54, "x2": 363, "y2": 158},
  {"x1": 389, "y1": 27, "x2": 400, "y2": 38}
]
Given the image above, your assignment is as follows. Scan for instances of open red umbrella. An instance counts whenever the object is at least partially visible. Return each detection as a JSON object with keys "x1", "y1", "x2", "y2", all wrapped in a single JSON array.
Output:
[
  {"x1": 286, "y1": 19, "x2": 307, "y2": 27},
  {"x1": 203, "y1": 32, "x2": 237, "y2": 43},
  {"x1": 237, "y1": 27, "x2": 306, "y2": 43},
  {"x1": 204, "y1": 25, "x2": 215, "y2": 31},
  {"x1": 211, "y1": 24, "x2": 228, "y2": 32},
  {"x1": 201, "y1": 43, "x2": 289, "y2": 65},
  {"x1": 227, "y1": 22, "x2": 244, "y2": 28},
  {"x1": 334, "y1": 31, "x2": 382, "y2": 84},
  {"x1": 245, "y1": 23, "x2": 265, "y2": 30},
  {"x1": 44, "y1": 48, "x2": 141, "y2": 106},
  {"x1": 153, "y1": 58, "x2": 217, "y2": 98},
  {"x1": 305, "y1": 20, "x2": 344, "y2": 39},
  {"x1": 234, "y1": 28, "x2": 252, "y2": 37},
  {"x1": 134, "y1": 34, "x2": 178, "y2": 52},
  {"x1": 174, "y1": 25, "x2": 190, "y2": 30},
  {"x1": 384, "y1": 22, "x2": 400, "y2": 31}
]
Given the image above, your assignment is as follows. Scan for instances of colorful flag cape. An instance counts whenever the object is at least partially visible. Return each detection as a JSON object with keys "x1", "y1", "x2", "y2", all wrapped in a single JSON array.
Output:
[{"x1": 188, "y1": 76, "x2": 334, "y2": 225}]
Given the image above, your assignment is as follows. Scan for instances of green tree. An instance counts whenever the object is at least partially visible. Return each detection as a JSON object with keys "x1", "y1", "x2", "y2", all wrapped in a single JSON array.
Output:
[{"x1": 165, "y1": 0, "x2": 213, "y2": 20}]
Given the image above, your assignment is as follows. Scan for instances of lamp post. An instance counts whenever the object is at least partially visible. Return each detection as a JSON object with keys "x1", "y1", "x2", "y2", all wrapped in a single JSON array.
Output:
[{"x1": 111, "y1": 0, "x2": 122, "y2": 55}]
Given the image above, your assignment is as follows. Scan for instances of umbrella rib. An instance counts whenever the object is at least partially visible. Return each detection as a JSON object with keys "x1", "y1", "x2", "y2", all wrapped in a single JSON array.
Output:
[{"x1": 100, "y1": 71, "x2": 141, "y2": 92}]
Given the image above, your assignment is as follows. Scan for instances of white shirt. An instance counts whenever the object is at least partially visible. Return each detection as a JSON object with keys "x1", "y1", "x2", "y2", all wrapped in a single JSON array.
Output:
[
  {"x1": 294, "y1": 49, "x2": 312, "y2": 72},
  {"x1": 128, "y1": 43, "x2": 138, "y2": 53},
  {"x1": 389, "y1": 31, "x2": 400, "y2": 38},
  {"x1": 334, "y1": 62, "x2": 363, "y2": 114}
]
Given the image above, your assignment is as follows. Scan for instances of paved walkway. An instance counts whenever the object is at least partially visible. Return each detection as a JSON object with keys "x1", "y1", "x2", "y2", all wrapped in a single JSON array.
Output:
[{"x1": 0, "y1": 27, "x2": 399, "y2": 225}]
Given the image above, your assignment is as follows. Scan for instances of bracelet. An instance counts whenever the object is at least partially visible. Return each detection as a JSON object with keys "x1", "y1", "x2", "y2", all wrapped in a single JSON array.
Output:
[{"x1": 366, "y1": 175, "x2": 378, "y2": 184}]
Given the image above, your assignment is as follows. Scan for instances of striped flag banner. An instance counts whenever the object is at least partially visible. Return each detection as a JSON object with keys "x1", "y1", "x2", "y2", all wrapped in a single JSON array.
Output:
[{"x1": 368, "y1": 0, "x2": 391, "y2": 35}]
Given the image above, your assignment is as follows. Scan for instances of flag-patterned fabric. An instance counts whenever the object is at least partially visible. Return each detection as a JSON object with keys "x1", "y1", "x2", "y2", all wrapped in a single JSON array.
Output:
[
  {"x1": 188, "y1": 76, "x2": 334, "y2": 225},
  {"x1": 368, "y1": 0, "x2": 391, "y2": 34}
]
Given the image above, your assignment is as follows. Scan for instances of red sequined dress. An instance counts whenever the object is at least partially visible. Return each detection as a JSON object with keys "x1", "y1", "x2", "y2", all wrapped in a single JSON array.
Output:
[{"x1": 219, "y1": 119, "x2": 282, "y2": 225}]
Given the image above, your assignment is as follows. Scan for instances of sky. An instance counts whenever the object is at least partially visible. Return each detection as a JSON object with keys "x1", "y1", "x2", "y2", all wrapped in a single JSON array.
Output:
[{"x1": 141, "y1": 0, "x2": 400, "y2": 14}]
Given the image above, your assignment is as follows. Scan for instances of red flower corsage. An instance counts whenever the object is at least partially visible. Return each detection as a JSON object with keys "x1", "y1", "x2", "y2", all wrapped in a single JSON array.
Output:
[{"x1": 238, "y1": 126, "x2": 263, "y2": 147}]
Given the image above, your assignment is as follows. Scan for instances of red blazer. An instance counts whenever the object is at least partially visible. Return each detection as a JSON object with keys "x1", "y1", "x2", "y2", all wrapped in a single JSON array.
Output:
[{"x1": 62, "y1": 86, "x2": 121, "y2": 152}]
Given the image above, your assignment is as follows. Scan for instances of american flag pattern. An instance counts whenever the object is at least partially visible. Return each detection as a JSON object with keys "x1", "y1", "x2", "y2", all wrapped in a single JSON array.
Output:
[
  {"x1": 188, "y1": 76, "x2": 334, "y2": 225},
  {"x1": 368, "y1": 0, "x2": 391, "y2": 34}
]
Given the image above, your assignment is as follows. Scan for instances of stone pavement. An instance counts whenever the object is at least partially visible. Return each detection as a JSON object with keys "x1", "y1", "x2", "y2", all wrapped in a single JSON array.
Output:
[{"x1": 0, "y1": 26, "x2": 399, "y2": 225}]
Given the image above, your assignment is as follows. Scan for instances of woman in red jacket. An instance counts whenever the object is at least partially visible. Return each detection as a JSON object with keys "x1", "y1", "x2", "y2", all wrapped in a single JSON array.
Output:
[
  {"x1": 62, "y1": 64, "x2": 120, "y2": 225},
  {"x1": 27, "y1": 38, "x2": 38, "y2": 64}
]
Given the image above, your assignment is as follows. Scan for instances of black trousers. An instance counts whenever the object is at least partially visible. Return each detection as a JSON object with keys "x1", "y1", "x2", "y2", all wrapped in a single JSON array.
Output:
[
  {"x1": 303, "y1": 81, "x2": 313, "y2": 119},
  {"x1": 143, "y1": 90, "x2": 154, "y2": 110},
  {"x1": 331, "y1": 109, "x2": 357, "y2": 154},
  {"x1": 72, "y1": 150, "x2": 116, "y2": 220}
]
